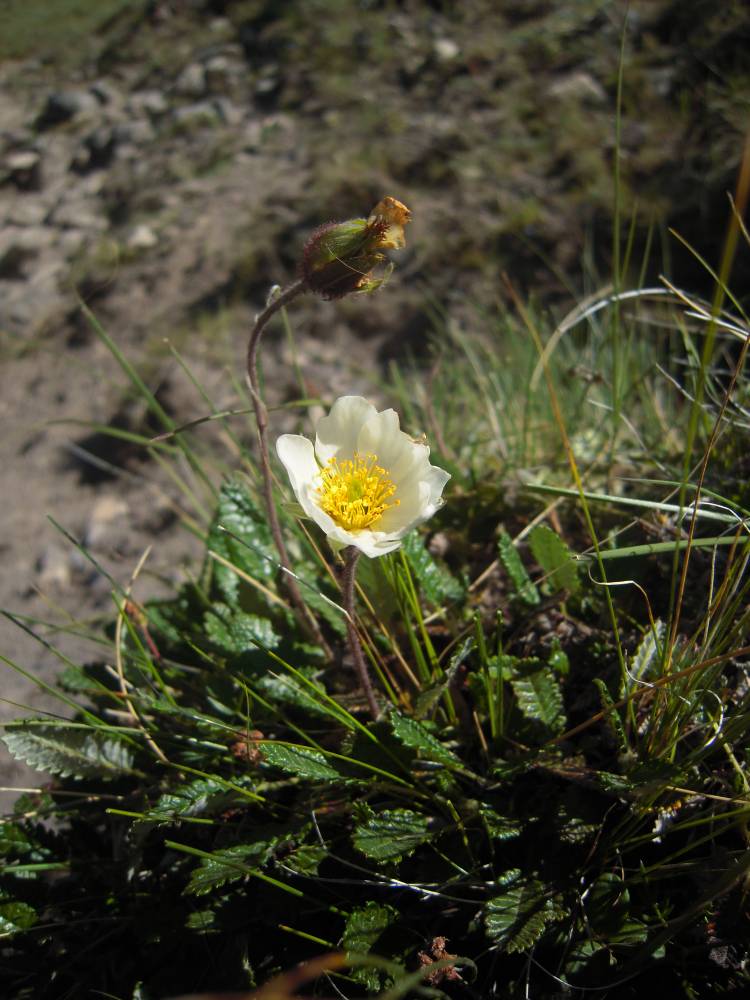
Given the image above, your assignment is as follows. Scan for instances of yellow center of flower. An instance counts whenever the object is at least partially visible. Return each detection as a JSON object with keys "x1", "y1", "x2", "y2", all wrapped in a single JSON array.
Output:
[{"x1": 316, "y1": 453, "x2": 399, "y2": 531}]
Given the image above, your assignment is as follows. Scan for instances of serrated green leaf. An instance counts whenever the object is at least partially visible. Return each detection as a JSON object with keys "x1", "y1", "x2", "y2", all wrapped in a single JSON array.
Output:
[
  {"x1": 0, "y1": 822, "x2": 34, "y2": 857},
  {"x1": 283, "y1": 844, "x2": 327, "y2": 875},
  {"x1": 207, "y1": 480, "x2": 277, "y2": 605},
  {"x1": 204, "y1": 605, "x2": 279, "y2": 656},
  {"x1": 593, "y1": 678, "x2": 627, "y2": 752},
  {"x1": 498, "y1": 530, "x2": 540, "y2": 605},
  {"x1": 0, "y1": 901, "x2": 37, "y2": 937},
  {"x1": 627, "y1": 621, "x2": 665, "y2": 694},
  {"x1": 260, "y1": 742, "x2": 343, "y2": 782},
  {"x1": 548, "y1": 643, "x2": 569, "y2": 676},
  {"x1": 485, "y1": 878, "x2": 560, "y2": 953},
  {"x1": 389, "y1": 711, "x2": 461, "y2": 768},
  {"x1": 254, "y1": 667, "x2": 332, "y2": 716},
  {"x1": 528, "y1": 524, "x2": 580, "y2": 594},
  {"x1": 185, "y1": 909, "x2": 217, "y2": 933},
  {"x1": 343, "y1": 902, "x2": 399, "y2": 992},
  {"x1": 401, "y1": 531, "x2": 464, "y2": 604},
  {"x1": 343, "y1": 900, "x2": 398, "y2": 951},
  {"x1": 353, "y1": 808, "x2": 431, "y2": 861},
  {"x1": 2, "y1": 724, "x2": 138, "y2": 780},
  {"x1": 185, "y1": 842, "x2": 274, "y2": 896},
  {"x1": 479, "y1": 808, "x2": 522, "y2": 842},
  {"x1": 510, "y1": 662, "x2": 566, "y2": 735},
  {"x1": 151, "y1": 778, "x2": 237, "y2": 821}
]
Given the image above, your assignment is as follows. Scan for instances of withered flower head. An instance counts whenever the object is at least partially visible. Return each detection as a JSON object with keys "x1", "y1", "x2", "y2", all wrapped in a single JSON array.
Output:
[{"x1": 300, "y1": 196, "x2": 411, "y2": 300}]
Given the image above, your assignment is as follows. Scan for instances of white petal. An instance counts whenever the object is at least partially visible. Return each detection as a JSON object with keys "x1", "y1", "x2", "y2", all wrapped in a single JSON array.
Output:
[
  {"x1": 342, "y1": 529, "x2": 403, "y2": 558},
  {"x1": 315, "y1": 396, "x2": 377, "y2": 464},
  {"x1": 422, "y1": 464, "x2": 451, "y2": 508},
  {"x1": 377, "y1": 462, "x2": 450, "y2": 535},
  {"x1": 276, "y1": 434, "x2": 318, "y2": 500},
  {"x1": 357, "y1": 409, "x2": 425, "y2": 482}
]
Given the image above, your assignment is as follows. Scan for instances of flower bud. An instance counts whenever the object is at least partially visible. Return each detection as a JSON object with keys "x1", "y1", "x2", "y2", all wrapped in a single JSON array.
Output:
[{"x1": 300, "y1": 197, "x2": 411, "y2": 300}]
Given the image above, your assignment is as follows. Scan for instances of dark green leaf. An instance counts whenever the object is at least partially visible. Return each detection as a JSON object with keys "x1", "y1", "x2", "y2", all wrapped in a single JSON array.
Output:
[
  {"x1": 498, "y1": 530, "x2": 540, "y2": 605},
  {"x1": 480, "y1": 808, "x2": 522, "y2": 842},
  {"x1": 343, "y1": 902, "x2": 399, "y2": 993},
  {"x1": 2, "y1": 723, "x2": 138, "y2": 780},
  {"x1": 510, "y1": 662, "x2": 566, "y2": 735},
  {"x1": 485, "y1": 878, "x2": 562, "y2": 953},
  {"x1": 353, "y1": 808, "x2": 431, "y2": 861},
  {"x1": 185, "y1": 909, "x2": 217, "y2": 933},
  {"x1": 282, "y1": 844, "x2": 327, "y2": 875},
  {"x1": 207, "y1": 480, "x2": 277, "y2": 606},
  {"x1": 260, "y1": 742, "x2": 344, "y2": 782},
  {"x1": 186, "y1": 842, "x2": 275, "y2": 896},
  {"x1": 389, "y1": 711, "x2": 462, "y2": 768},
  {"x1": 627, "y1": 621, "x2": 665, "y2": 694},
  {"x1": 204, "y1": 605, "x2": 279, "y2": 656},
  {"x1": 528, "y1": 524, "x2": 580, "y2": 594},
  {"x1": 0, "y1": 901, "x2": 37, "y2": 937},
  {"x1": 151, "y1": 778, "x2": 239, "y2": 821},
  {"x1": 401, "y1": 530, "x2": 464, "y2": 604},
  {"x1": 593, "y1": 678, "x2": 627, "y2": 753}
]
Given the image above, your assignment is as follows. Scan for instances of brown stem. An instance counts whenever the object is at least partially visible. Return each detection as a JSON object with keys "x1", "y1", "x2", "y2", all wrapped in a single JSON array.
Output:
[
  {"x1": 246, "y1": 279, "x2": 332, "y2": 659},
  {"x1": 341, "y1": 545, "x2": 380, "y2": 720}
]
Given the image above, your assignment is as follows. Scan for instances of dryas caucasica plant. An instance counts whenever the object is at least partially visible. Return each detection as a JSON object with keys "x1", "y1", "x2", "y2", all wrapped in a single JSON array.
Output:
[{"x1": 246, "y1": 198, "x2": 448, "y2": 716}]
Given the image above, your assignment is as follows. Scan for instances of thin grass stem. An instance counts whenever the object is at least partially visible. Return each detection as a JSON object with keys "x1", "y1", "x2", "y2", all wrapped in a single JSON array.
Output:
[
  {"x1": 245, "y1": 279, "x2": 331, "y2": 658},
  {"x1": 341, "y1": 546, "x2": 380, "y2": 720}
]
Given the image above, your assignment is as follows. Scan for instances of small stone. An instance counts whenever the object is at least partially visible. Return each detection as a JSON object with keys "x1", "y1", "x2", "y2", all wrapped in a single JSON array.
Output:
[
  {"x1": 84, "y1": 126, "x2": 117, "y2": 169},
  {"x1": 112, "y1": 119, "x2": 155, "y2": 147},
  {"x1": 126, "y1": 90, "x2": 169, "y2": 118},
  {"x1": 170, "y1": 100, "x2": 224, "y2": 131},
  {"x1": 36, "y1": 89, "x2": 100, "y2": 129},
  {"x1": 6, "y1": 200, "x2": 48, "y2": 226},
  {"x1": 175, "y1": 62, "x2": 206, "y2": 98},
  {"x1": 548, "y1": 71, "x2": 606, "y2": 104},
  {"x1": 3, "y1": 149, "x2": 42, "y2": 190},
  {"x1": 36, "y1": 544, "x2": 72, "y2": 591},
  {"x1": 50, "y1": 199, "x2": 108, "y2": 232},
  {"x1": 428, "y1": 532, "x2": 450, "y2": 558},
  {"x1": 0, "y1": 226, "x2": 49, "y2": 278},
  {"x1": 2, "y1": 264, "x2": 67, "y2": 336},
  {"x1": 85, "y1": 495, "x2": 130, "y2": 549},
  {"x1": 126, "y1": 224, "x2": 158, "y2": 251},
  {"x1": 71, "y1": 126, "x2": 117, "y2": 172},
  {"x1": 204, "y1": 55, "x2": 239, "y2": 94},
  {"x1": 433, "y1": 37, "x2": 460, "y2": 62},
  {"x1": 90, "y1": 80, "x2": 120, "y2": 106}
]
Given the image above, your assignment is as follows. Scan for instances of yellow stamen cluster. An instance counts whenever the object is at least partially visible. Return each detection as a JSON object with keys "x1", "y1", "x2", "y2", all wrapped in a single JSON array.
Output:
[{"x1": 316, "y1": 453, "x2": 399, "y2": 531}]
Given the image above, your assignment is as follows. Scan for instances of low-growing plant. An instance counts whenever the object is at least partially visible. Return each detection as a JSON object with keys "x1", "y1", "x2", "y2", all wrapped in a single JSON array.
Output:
[{"x1": 2, "y1": 186, "x2": 750, "y2": 1000}]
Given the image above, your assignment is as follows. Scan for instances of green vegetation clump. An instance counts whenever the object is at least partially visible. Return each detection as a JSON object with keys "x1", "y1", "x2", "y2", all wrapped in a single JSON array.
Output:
[
  {"x1": 2, "y1": 2, "x2": 750, "y2": 998},
  {"x1": 0, "y1": 0, "x2": 134, "y2": 64},
  {"x1": 2, "y1": 261, "x2": 750, "y2": 997}
]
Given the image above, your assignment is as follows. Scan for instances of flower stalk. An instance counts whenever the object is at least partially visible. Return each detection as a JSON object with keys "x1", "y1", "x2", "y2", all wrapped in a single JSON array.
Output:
[
  {"x1": 341, "y1": 545, "x2": 380, "y2": 720},
  {"x1": 245, "y1": 278, "x2": 332, "y2": 656}
]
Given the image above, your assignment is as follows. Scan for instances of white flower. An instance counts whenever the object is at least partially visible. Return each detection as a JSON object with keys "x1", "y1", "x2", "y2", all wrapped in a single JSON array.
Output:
[{"x1": 276, "y1": 395, "x2": 450, "y2": 558}]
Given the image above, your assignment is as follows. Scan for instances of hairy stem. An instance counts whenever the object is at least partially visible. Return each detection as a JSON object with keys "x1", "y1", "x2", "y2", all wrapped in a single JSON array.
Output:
[
  {"x1": 246, "y1": 279, "x2": 331, "y2": 658},
  {"x1": 341, "y1": 545, "x2": 380, "y2": 720}
]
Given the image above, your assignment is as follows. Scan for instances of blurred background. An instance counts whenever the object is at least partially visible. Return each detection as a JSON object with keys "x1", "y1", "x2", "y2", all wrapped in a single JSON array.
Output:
[{"x1": 1, "y1": 0, "x2": 749, "y2": 795}]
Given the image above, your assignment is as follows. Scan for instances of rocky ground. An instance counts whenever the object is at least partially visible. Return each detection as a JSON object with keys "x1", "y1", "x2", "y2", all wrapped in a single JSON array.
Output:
[{"x1": 1, "y1": 0, "x2": 749, "y2": 803}]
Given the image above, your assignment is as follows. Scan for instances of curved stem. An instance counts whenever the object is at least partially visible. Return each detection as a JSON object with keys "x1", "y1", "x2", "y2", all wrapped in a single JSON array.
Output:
[
  {"x1": 246, "y1": 279, "x2": 331, "y2": 658},
  {"x1": 341, "y1": 545, "x2": 380, "y2": 720}
]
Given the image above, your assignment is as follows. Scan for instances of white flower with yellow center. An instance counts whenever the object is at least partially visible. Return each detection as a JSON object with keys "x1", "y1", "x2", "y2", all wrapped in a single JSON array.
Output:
[{"x1": 276, "y1": 396, "x2": 450, "y2": 558}]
